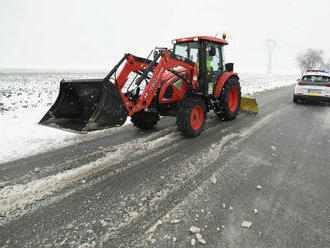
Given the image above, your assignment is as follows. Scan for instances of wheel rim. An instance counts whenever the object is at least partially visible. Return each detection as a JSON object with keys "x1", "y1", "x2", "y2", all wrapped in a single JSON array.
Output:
[
  {"x1": 190, "y1": 106, "x2": 203, "y2": 130},
  {"x1": 228, "y1": 86, "x2": 239, "y2": 112}
]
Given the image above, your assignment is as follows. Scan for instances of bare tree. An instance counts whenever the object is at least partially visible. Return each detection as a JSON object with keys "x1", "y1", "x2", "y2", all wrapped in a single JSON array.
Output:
[{"x1": 296, "y1": 48, "x2": 324, "y2": 75}]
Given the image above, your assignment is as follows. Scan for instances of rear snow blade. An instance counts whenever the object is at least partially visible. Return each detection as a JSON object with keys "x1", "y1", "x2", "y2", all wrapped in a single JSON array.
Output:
[
  {"x1": 39, "y1": 79, "x2": 128, "y2": 133},
  {"x1": 240, "y1": 96, "x2": 258, "y2": 114}
]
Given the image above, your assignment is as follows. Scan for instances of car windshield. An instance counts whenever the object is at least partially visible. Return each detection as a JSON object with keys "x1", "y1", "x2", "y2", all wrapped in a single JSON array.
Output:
[{"x1": 302, "y1": 75, "x2": 330, "y2": 82}]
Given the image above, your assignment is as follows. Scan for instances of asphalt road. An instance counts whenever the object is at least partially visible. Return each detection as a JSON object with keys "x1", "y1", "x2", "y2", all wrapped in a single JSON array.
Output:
[{"x1": 1, "y1": 85, "x2": 330, "y2": 248}]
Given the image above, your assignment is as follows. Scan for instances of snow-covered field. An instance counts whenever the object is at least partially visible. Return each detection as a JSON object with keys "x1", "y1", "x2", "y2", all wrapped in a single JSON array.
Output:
[{"x1": 0, "y1": 72, "x2": 297, "y2": 164}]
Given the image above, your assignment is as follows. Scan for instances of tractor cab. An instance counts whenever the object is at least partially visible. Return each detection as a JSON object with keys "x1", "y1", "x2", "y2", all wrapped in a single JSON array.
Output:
[{"x1": 172, "y1": 35, "x2": 230, "y2": 96}]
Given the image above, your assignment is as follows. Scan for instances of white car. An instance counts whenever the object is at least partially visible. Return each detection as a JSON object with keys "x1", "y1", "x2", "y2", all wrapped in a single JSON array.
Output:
[{"x1": 293, "y1": 69, "x2": 330, "y2": 103}]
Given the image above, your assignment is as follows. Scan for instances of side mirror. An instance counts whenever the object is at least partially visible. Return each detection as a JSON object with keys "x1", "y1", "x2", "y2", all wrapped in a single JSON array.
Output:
[
  {"x1": 225, "y1": 63, "x2": 234, "y2": 72},
  {"x1": 208, "y1": 46, "x2": 216, "y2": 57},
  {"x1": 297, "y1": 78, "x2": 300, "y2": 82}
]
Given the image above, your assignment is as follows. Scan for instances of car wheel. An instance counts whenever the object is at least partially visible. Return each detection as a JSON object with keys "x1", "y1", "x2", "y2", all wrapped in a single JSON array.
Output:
[{"x1": 293, "y1": 95, "x2": 299, "y2": 103}]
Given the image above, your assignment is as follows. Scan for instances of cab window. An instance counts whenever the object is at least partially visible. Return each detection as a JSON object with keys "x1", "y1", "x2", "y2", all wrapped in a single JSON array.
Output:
[
  {"x1": 174, "y1": 44, "x2": 188, "y2": 59},
  {"x1": 190, "y1": 47, "x2": 198, "y2": 62},
  {"x1": 206, "y1": 44, "x2": 222, "y2": 72},
  {"x1": 174, "y1": 42, "x2": 199, "y2": 62}
]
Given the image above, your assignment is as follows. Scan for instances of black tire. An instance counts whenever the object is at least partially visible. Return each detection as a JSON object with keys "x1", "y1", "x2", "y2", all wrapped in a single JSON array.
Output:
[
  {"x1": 176, "y1": 96, "x2": 206, "y2": 137},
  {"x1": 293, "y1": 95, "x2": 299, "y2": 103},
  {"x1": 131, "y1": 111, "x2": 159, "y2": 130},
  {"x1": 215, "y1": 78, "x2": 241, "y2": 120}
]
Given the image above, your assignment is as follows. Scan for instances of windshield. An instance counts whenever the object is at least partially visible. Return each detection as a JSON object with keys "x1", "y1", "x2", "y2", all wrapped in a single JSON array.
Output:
[
  {"x1": 174, "y1": 42, "x2": 198, "y2": 62},
  {"x1": 302, "y1": 75, "x2": 330, "y2": 82}
]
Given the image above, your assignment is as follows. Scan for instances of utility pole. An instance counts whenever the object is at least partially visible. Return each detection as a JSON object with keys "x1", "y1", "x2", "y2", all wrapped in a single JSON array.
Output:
[{"x1": 266, "y1": 37, "x2": 276, "y2": 74}]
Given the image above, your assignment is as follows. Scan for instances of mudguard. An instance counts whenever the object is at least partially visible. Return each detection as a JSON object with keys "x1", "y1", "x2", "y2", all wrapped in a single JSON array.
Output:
[{"x1": 213, "y1": 72, "x2": 239, "y2": 99}]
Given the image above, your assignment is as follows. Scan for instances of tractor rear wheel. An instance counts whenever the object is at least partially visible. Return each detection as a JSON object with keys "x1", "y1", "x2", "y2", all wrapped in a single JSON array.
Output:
[
  {"x1": 177, "y1": 96, "x2": 206, "y2": 137},
  {"x1": 131, "y1": 111, "x2": 160, "y2": 130},
  {"x1": 215, "y1": 78, "x2": 241, "y2": 121}
]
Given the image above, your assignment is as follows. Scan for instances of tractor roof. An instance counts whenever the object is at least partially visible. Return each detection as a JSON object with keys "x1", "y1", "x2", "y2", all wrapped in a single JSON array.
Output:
[{"x1": 174, "y1": 36, "x2": 228, "y2": 45}]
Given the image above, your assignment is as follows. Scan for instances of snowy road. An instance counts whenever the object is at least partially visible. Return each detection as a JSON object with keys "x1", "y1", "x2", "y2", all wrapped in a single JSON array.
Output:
[{"x1": 1, "y1": 85, "x2": 330, "y2": 247}]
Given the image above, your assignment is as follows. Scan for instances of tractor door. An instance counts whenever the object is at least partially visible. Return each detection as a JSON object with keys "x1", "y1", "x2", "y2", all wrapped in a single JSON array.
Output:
[
  {"x1": 204, "y1": 42, "x2": 224, "y2": 96},
  {"x1": 197, "y1": 41, "x2": 224, "y2": 96}
]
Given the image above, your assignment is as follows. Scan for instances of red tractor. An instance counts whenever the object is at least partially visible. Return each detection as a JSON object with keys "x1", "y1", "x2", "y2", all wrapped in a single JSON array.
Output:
[{"x1": 40, "y1": 35, "x2": 257, "y2": 137}]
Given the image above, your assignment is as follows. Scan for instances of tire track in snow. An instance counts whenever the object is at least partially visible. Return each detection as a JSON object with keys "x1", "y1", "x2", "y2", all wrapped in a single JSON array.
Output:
[
  {"x1": 0, "y1": 113, "x2": 229, "y2": 223},
  {"x1": 0, "y1": 128, "x2": 179, "y2": 223},
  {"x1": 0, "y1": 113, "x2": 228, "y2": 188}
]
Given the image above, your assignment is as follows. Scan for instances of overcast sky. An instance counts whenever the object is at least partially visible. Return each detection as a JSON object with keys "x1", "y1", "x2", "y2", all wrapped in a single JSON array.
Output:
[{"x1": 0, "y1": 0, "x2": 329, "y2": 73}]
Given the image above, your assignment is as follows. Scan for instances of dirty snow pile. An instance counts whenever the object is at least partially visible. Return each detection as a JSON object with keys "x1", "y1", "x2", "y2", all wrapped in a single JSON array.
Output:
[{"x1": 0, "y1": 72, "x2": 296, "y2": 163}]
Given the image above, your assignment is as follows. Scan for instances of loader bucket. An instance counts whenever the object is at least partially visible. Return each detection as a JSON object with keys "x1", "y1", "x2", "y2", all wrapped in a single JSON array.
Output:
[
  {"x1": 39, "y1": 79, "x2": 128, "y2": 133},
  {"x1": 240, "y1": 96, "x2": 258, "y2": 114}
]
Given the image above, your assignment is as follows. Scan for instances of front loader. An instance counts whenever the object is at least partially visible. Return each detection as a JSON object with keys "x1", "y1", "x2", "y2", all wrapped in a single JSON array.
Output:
[{"x1": 40, "y1": 34, "x2": 258, "y2": 137}]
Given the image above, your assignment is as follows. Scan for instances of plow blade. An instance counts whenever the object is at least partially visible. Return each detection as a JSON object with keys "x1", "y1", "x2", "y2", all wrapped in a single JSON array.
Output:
[
  {"x1": 39, "y1": 79, "x2": 128, "y2": 133},
  {"x1": 240, "y1": 96, "x2": 258, "y2": 114}
]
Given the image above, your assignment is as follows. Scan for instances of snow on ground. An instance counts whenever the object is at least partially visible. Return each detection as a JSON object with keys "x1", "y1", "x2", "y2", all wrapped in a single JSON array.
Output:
[
  {"x1": 239, "y1": 73, "x2": 297, "y2": 95},
  {"x1": 0, "y1": 72, "x2": 297, "y2": 164},
  {"x1": 0, "y1": 106, "x2": 131, "y2": 163}
]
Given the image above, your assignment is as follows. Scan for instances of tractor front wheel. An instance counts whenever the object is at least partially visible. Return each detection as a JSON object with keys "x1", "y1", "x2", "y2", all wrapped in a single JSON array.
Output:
[
  {"x1": 131, "y1": 111, "x2": 160, "y2": 130},
  {"x1": 177, "y1": 96, "x2": 206, "y2": 137},
  {"x1": 215, "y1": 78, "x2": 241, "y2": 121}
]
